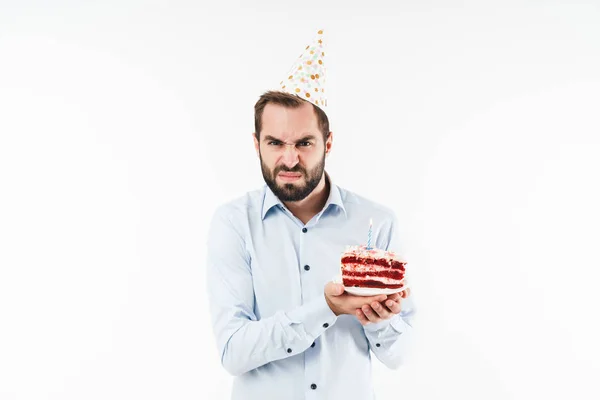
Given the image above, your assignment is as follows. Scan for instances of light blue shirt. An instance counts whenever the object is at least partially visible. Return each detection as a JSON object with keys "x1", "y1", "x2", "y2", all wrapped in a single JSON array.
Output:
[{"x1": 206, "y1": 176, "x2": 416, "y2": 400}]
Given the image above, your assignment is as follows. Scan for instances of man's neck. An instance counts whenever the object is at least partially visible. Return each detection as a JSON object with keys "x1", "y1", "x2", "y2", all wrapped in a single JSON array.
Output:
[{"x1": 283, "y1": 173, "x2": 330, "y2": 225}]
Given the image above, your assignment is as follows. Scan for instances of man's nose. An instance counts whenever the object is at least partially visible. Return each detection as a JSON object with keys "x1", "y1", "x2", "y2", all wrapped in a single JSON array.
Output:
[{"x1": 281, "y1": 145, "x2": 299, "y2": 168}]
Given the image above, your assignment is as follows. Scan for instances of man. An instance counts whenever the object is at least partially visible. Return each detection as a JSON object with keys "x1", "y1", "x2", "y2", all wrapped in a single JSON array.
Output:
[{"x1": 206, "y1": 31, "x2": 416, "y2": 400}]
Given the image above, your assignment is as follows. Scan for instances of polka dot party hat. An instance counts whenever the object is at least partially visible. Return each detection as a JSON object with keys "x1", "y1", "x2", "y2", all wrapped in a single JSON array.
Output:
[{"x1": 278, "y1": 29, "x2": 327, "y2": 110}]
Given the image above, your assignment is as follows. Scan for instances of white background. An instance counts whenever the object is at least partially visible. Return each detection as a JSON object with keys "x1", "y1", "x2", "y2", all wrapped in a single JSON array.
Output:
[{"x1": 1, "y1": 1, "x2": 599, "y2": 399}]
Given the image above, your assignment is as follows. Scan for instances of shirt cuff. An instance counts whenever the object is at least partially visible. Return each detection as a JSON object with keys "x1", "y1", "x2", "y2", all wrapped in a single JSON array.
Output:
[
  {"x1": 364, "y1": 314, "x2": 410, "y2": 334},
  {"x1": 390, "y1": 314, "x2": 412, "y2": 333},
  {"x1": 363, "y1": 317, "x2": 393, "y2": 333},
  {"x1": 285, "y1": 293, "x2": 338, "y2": 339}
]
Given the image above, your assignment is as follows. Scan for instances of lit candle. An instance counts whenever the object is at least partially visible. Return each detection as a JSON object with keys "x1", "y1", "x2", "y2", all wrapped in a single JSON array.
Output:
[{"x1": 367, "y1": 218, "x2": 372, "y2": 250}]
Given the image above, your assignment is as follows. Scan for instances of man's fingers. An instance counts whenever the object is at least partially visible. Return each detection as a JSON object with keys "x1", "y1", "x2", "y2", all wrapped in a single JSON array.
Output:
[
  {"x1": 352, "y1": 289, "x2": 408, "y2": 324},
  {"x1": 348, "y1": 294, "x2": 386, "y2": 309},
  {"x1": 387, "y1": 293, "x2": 401, "y2": 302},
  {"x1": 374, "y1": 294, "x2": 388, "y2": 302},
  {"x1": 371, "y1": 301, "x2": 392, "y2": 319},
  {"x1": 355, "y1": 309, "x2": 369, "y2": 326},
  {"x1": 385, "y1": 299, "x2": 402, "y2": 314},
  {"x1": 362, "y1": 305, "x2": 382, "y2": 323}
]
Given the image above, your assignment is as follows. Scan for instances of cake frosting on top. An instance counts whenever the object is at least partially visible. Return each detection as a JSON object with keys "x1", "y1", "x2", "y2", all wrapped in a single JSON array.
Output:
[{"x1": 340, "y1": 245, "x2": 407, "y2": 289}]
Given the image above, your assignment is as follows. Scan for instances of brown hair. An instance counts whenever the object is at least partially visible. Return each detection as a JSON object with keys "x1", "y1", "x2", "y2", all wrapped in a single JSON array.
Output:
[{"x1": 254, "y1": 90, "x2": 330, "y2": 140}]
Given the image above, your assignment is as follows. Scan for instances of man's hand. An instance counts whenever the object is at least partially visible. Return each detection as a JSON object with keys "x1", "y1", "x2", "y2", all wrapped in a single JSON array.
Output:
[
  {"x1": 324, "y1": 282, "x2": 388, "y2": 316},
  {"x1": 355, "y1": 288, "x2": 411, "y2": 326}
]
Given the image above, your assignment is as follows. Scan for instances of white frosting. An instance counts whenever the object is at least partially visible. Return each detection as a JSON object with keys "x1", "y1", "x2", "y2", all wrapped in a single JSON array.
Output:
[
  {"x1": 342, "y1": 245, "x2": 406, "y2": 263},
  {"x1": 341, "y1": 263, "x2": 404, "y2": 273}
]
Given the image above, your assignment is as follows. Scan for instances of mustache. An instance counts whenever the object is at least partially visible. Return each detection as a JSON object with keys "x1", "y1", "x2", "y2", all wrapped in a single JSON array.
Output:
[{"x1": 274, "y1": 165, "x2": 306, "y2": 175}]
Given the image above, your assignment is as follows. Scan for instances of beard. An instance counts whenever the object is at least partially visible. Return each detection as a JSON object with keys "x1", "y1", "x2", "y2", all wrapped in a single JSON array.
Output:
[{"x1": 260, "y1": 152, "x2": 325, "y2": 202}]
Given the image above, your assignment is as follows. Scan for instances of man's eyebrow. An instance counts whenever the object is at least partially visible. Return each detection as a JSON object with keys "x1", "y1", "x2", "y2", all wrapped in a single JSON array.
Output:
[
  {"x1": 262, "y1": 135, "x2": 317, "y2": 142},
  {"x1": 297, "y1": 135, "x2": 317, "y2": 142},
  {"x1": 262, "y1": 135, "x2": 280, "y2": 142}
]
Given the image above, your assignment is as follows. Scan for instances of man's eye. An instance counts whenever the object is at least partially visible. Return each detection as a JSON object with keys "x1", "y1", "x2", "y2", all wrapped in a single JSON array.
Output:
[
  {"x1": 297, "y1": 142, "x2": 312, "y2": 147},
  {"x1": 267, "y1": 141, "x2": 282, "y2": 146}
]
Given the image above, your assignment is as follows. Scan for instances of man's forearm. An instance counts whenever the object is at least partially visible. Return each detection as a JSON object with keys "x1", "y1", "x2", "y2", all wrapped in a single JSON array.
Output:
[
  {"x1": 362, "y1": 292, "x2": 417, "y2": 369},
  {"x1": 363, "y1": 313, "x2": 416, "y2": 369},
  {"x1": 218, "y1": 294, "x2": 337, "y2": 376}
]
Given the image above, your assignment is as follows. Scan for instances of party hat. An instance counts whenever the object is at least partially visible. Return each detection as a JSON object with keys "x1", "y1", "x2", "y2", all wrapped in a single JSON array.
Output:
[{"x1": 277, "y1": 29, "x2": 327, "y2": 109}]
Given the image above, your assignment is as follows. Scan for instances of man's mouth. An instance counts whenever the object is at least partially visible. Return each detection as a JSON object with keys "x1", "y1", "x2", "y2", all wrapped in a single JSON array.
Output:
[{"x1": 278, "y1": 172, "x2": 302, "y2": 181}]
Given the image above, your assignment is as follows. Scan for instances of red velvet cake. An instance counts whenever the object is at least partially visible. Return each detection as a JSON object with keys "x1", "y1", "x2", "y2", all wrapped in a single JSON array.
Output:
[{"x1": 340, "y1": 245, "x2": 407, "y2": 289}]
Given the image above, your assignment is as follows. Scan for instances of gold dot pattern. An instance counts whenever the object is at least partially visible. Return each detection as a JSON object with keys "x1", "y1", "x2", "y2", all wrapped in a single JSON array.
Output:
[{"x1": 277, "y1": 29, "x2": 328, "y2": 109}]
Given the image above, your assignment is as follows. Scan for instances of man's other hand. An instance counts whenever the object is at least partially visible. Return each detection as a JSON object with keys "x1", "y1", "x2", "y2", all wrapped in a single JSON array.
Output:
[
  {"x1": 324, "y1": 282, "x2": 387, "y2": 317},
  {"x1": 355, "y1": 288, "x2": 411, "y2": 326}
]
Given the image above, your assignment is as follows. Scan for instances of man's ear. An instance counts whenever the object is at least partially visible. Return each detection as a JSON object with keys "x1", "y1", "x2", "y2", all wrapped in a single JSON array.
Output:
[
  {"x1": 325, "y1": 131, "x2": 333, "y2": 156},
  {"x1": 253, "y1": 132, "x2": 260, "y2": 157}
]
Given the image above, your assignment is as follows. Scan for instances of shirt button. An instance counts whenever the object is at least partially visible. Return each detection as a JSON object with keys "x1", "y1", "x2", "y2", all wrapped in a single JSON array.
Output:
[
  {"x1": 302, "y1": 227, "x2": 307, "y2": 233},
  {"x1": 311, "y1": 342, "x2": 316, "y2": 348},
  {"x1": 304, "y1": 265, "x2": 310, "y2": 271},
  {"x1": 310, "y1": 383, "x2": 317, "y2": 390},
  {"x1": 376, "y1": 343, "x2": 381, "y2": 347},
  {"x1": 287, "y1": 348, "x2": 292, "y2": 353},
  {"x1": 323, "y1": 323, "x2": 329, "y2": 328}
]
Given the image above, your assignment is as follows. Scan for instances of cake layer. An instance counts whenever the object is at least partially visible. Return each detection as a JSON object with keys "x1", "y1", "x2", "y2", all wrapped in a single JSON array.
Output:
[
  {"x1": 341, "y1": 256, "x2": 406, "y2": 270},
  {"x1": 341, "y1": 262, "x2": 405, "y2": 277},
  {"x1": 342, "y1": 277, "x2": 406, "y2": 289},
  {"x1": 342, "y1": 274, "x2": 404, "y2": 285},
  {"x1": 342, "y1": 271, "x2": 404, "y2": 284},
  {"x1": 341, "y1": 268, "x2": 405, "y2": 280},
  {"x1": 339, "y1": 245, "x2": 407, "y2": 290}
]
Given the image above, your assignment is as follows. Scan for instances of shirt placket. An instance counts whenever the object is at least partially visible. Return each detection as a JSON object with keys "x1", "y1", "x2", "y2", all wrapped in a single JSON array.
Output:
[{"x1": 300, "y1": 216, "x2": 326, "y2": 398}]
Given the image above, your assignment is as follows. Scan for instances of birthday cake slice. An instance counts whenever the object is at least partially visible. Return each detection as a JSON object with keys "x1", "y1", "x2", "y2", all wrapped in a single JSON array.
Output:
[{"x1": 340, "y1": 245, "x2": 407, "y2": 289}]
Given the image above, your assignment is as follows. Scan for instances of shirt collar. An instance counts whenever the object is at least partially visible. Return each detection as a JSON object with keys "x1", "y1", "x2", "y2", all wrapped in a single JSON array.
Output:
[
  {"x1": 322, "y1": 174, "x2": 347, "y2": 218},
  {"x1": 261, "y1": 185, "x2": 282, "y2": 220},
  {"x1": 261, "y1": 172, "x2": 347, "y2": 220}
]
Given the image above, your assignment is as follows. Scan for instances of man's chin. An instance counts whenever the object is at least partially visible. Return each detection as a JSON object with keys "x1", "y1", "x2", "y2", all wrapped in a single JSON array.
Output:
[
  {"x1": 270, "y1": 182, "x2": 308, "y2": 201},
  {"x1": 279, "y1": 183, "x2": 305, "y2": 193}
]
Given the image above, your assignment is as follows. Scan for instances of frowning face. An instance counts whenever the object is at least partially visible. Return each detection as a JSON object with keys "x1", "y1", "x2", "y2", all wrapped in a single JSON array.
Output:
[{"x1": 254, "y1": 102, "x2": 332, "y2": 202}]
